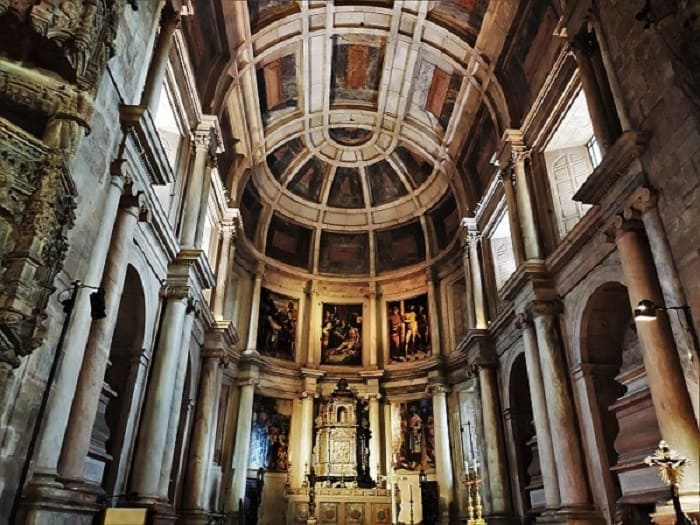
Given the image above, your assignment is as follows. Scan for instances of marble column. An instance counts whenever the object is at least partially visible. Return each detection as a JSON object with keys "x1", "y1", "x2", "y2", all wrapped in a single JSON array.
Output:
[
  {"x1": 368, "y1": 394, "x2": 381, "y2": 483},
  {"x1": 367, "y1": 284, "x2": 378, "y2": 367},
  {"x1": 515, "y1": 314, "x2": 560, "y2": 509},
  {"x1": 477, "y1": 365, "x2": 513, "y2": 518},
  {"x1": 463, "y1": 219, "x2": 488, "y2": 329},
  {"x1": 130, "y1": 284, "x2": 190, "y2": 499},
  {"x1": 227, "y1": 360, "x2": 259, "y2": 515},
  {"x1": 181, "y1": 125, "x2": 214, "y2": 248},
  {"x1": 627, "y1": 188, "x2": 700, "y2": 420},
  {"x1": 141, "y1": 5, "x2": 181, "y2": 111},
  {"x1": 499, "y1": 171, "x2": 525, "y2": 266},
  {"x1": 571, "y1": 41, "x2": 613, "y2": 153},
  {"x1": 531, "y1": 301, "x2": 591, "y2": 509},
  {"x1": 244, "y1": 264, "x2": 265, "y2": 354},
  {"x1": 31, "y1": 173, "x2": 127, "y2": 480},
  {"x1": 57, "y1": 194, "x2": 143, "y2": 483},
  {"x1": 296, "y1": 371, "x2": 321, "y2": 487},
  {"x1": 608, "y1": 216, "x2": 700, "y2": 493},
  {"x1": 158, "y1": 300, "x2": 198, "y2": 497},
  {"x1": 511, "y1": 148, "x2": 542, "y2": 260},
  {"x1": 461, "y1": 240, "x2": 476, "y2": 329},
  {"x1": 426, "y1": 269, "x2": 442, "y2": 356},
  {"x1": 182, "y1": 349, "x2": 225, "y2": 511},
  {"x1": 194, "y1": 154, "x2": 215, "y2": 248},
  {"x1": 431, "y1": 382, "x2": 454, "y2": 522},
  {"x1": 212, "y1": 215, "x2": 238, "y2": 320}
]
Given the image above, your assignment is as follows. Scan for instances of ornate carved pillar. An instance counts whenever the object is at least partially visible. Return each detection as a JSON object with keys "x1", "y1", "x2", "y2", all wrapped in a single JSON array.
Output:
[
  {"x1": 530, "y1": 301, "x2": 592, "y2": 509},
  {"x1": 31, "y1": 171, "x2": 128, "y2": 480},
  {"x1": 477, "y1": 364, "x2": 513, "y2": 518},
  {"x1": 129, "y1": 283, "x2": 191, "y2": 500},
  {"x1": 158, "y1": 297, "x2": 199, "y2": 498},
  {"x1": 499, "y1": 170, "x2": 526, "y2": 266},
  {"x1": 605, "y1": 215, "x2": 700, "y2": 493},
  {"x1": 627, "y1": 187, "x2": 700, "y2": 420},
  {"x1": 244, "y1": 263, "x2": 265, "y2": 355},
  {"x1": 212, "y1": 211, "x2": 239, "y2": 320},
  {"x1": 514, "y1": 314, "x2": 560, "y2": 509},
  {"x1": 182, "y1": 347, "x2": 226, "y2": 512},
  {"x1": 181, "y1": 121, "x2": 216, "y2": 249},
  {"x1": 429, "y1": 380, "x2": 454, "y2": 521},
  {"x1": 141, "y1": 4, "x2": 181, "y2": 111},
  {"x1": 227, "y1": 358, "x2": 260, "y2": 514},
  {"x1": 462, "y1": 219, "x2": 488, "y2": 329},
  {"x1": 57, "y1": 190, "x2": 145, "y2": 483},
  {"x1": 570, "y1": 39, "x2": 613, "y2": 153},
  {"x1": 511, "y1": 145, "x2": 542, "y2": 260}
]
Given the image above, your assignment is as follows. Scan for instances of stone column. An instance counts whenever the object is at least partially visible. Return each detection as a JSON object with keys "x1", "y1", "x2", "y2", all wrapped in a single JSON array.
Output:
[
  {"x1": 515, "y1": 314, "x2": 560, "y2": 509},
  {"x1": 182, "y1": 348, "x2": 225, "y2": 511},
  {"x1": 430, "y1": 381, "x2": 454, "y2": 522},
  {"x1": 426, "y1": 269, "x2": 441, "y2": 356},
  {"x1": 130, "y1": 284, "x2": 190, "y2": 499},
  {"x1": 212, "y1": 213, "x2": 239, "y2": 320},
  {"x1": 511, "y1": 148, "x2": 542, "y2": 260},
  {"x1": 227, "y1": 359, "x2": 260, "y2": 515},
  {"x1": 244, "y1": 264, "x2": 265, "y2": 354},
  {"x1": 530, "y1": 301, "x2": 591, "y2": 509},
  {"x1": 360, "y1": 371, "x2": 383, "y2": 483},
  {"x1": 499, "y1": 171, "x2": 525, "y2": 266},
  {"x1": 296, "y1": 370, "x2": 321, "y2": 487},
  {"x1": 461, "y1": 240, "x2": 476, "y2": 329},
  {"x1": 158, "y1": 299, "x2": 198, "y2": 497},
  {"x1": 141, "y1": 5, "x2": 181, "y2": 111},
  {"x1": 477, "y1": 365, "x2": 513, "y2": 518},
  {"x1": 57, "y1": 193, "x2": 143, "y2": 483},
  {"x1": 31, "y1": 172, "x2": 127, "y2": 480},
  {"x1": 571, "y1": 41, "x2": 613, "y2": 153},
  {"x1": 367, "y1": 284, "x2": 378, "y2": 367},
  {"x1": 194, "y1": 154, "x2": 216, "y2": 248},
  {"x1": 627, "y1": 188, "x2": 700, "y2": 420},
  {"x1": 463, "y1": 219, "x2": 488, "y2": 329},
  {"x1": 181, "y1": 124, "x2": 214, "y2": 248},
  {"x1": 607, "y1": 215, "x2": 700, "y2": 493}
]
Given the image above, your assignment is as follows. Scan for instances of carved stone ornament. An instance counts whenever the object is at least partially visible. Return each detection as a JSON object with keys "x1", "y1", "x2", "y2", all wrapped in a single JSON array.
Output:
[
  {"x1": 0, "y1": 0, "x2": 135, "y2": 91},
  {"x1": 0, "y1": 121, "x2": 76, "y2": 367}
]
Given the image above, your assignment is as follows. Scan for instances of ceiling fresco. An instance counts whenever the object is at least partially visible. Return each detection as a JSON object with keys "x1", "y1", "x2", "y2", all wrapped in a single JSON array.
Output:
[{"x1": 204, "y1": 0, "x2": 517, "y2": 277}]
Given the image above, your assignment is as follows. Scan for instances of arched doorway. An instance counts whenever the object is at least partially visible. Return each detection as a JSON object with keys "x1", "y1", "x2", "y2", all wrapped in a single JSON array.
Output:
[
  {"x1": 99, "y1": 265, "x2": 146, "y2": 499},
  {"x1": 579, "y1": 282, "x2": 662, "y2": 523},
  {"x1": 508, "y1": 353, "x2": 539, "y2": 523}
]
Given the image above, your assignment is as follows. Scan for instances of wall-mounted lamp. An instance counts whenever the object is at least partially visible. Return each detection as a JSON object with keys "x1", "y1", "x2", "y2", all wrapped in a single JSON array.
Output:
[
  {"x1": 418, "y1": 469, "x2": 427, "y2": 486},
  {"x1": 633, "y1": 299, "x2": 687, "y2": 321}
]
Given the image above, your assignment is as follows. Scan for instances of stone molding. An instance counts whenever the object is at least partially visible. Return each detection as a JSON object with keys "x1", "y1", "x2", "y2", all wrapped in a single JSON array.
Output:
[
  {"x1": 573, "y1": 130, "x2": 648, "y2": 205},
  {"x1": 461, "y1": 217, "x2": 480, "y2": 246},
  {"x1": 625, "y1": 186, "x2": 658, "y2": 215},
  {"x1": 600, "y1": 213, "x2": 645, "y2": 244},
  {"x1": 526, "y1": 299, "x2": 563, "y2": 319}
]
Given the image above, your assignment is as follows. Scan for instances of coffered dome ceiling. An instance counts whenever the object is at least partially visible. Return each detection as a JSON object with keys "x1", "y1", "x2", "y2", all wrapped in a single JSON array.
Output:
[{"x1": 188, "y1": 0, "x2": 515, "y2": 278}]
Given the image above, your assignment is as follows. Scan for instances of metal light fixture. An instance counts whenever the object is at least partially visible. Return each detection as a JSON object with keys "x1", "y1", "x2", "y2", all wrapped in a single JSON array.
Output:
[
  {"x1": 633, "y1": 299, "x2": 687, "y2": 321},
  {"x1": 418, "y1": 468, "x2": 427, "y2": 486}
]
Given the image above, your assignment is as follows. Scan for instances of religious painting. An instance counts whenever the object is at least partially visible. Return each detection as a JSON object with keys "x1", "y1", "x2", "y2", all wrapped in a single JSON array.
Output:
[
  {"x1": 321, "y1": 303, "x2": 363, "y2": 366},
  {"x1": 256, "y1": 53, "x2": 298, "y2": 124},
  {"x1": 327, "y1": 167, "x2": 364, "y2": 209},
  {"x1": 256, "y1": 287, "x2": 298, "y2": 361},
  {"x1": 429, "y1": 193, "x2": 460, "y2": 250},
  {"x1": 393, "y1": 144, "x2": 433, "y2": 188},
  {"x1": 395, "y1": 399, "x2": 435, "y2": 471},
  {"x1": 265, "y1": 213, "x2": 312, "y2": 270},
  {"x1": 387, "y1": 294, "x2": 431, "y2": 363},
  {"x1": 319, "y1": 231, "x2": 369, "y2": 275},
  {"x1": 288, "y1": 157, "x2": 326, "y2": 203},
  {"x1": 249, "y1": 395, "x2": 292, "y2": 471},
  {"x1": 247, "y1": 0, "x2": 299, "y2": 32},
  {"x1": 375, "y1": 221, "x2": 425, "y2": 273},
  {"x1": 240, "y1": 182, "x2": 262, "y2": 243},
  {"x1": 266, "y1": 138, "x2": 303, "y2": 181},
  {"x1": 366, "y1": 160, "x2": 408, "y2": 205},
  {"x1": 426, "y1": 0, "x2": 488, "y2": 45},
  {"x1": 328, "y1": 127, "x2": 373, "y2": 146},
  {"x1": 330, "y1": 35, "x2": 385, "y2": 106}
]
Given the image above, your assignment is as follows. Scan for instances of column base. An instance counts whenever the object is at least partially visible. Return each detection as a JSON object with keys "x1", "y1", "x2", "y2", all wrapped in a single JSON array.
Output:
[
  {"x1": 485, "y1": 512, "x2": 521, "y2": 525},
  {"x1": 179, "y1": 508, "x2": 213, "y2": 524},
  {"x1": 536, "y1": 507, "x2": 606, "y2": 525},
  {"x1": 18, "y1": 477, "x2": 104, "y2": 525}
]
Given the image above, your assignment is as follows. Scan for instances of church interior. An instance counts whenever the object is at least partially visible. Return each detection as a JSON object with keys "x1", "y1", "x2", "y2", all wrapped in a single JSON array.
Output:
[{"x1": 0, "y1": 1, "x2": 699, "y2": 524}]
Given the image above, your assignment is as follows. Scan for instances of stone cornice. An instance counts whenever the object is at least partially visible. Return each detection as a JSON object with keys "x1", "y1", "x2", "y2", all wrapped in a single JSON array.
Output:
[
  {"x1": 175, "y1": 248, "x2": 216, "y2": 290},
  {"x1": 573, "y1": 130, "x2": 648, "y2": 205}
]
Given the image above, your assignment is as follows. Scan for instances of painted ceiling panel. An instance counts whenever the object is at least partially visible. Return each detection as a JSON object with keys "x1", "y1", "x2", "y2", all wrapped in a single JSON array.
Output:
[
  {"x1": 328, "y1": 167, "x2": 365, "y2": 209},
  {"x1": 319, "y1": 231, "x2": 370, "y2": 275},
  {"x1": 266, "y1": 213, "x2": 313, "y2": 270},
  {"x1": 375, "y1": 221, "x2": 426, "y2": 273},
  {"x1": 366, "y1": 160, "x2": 408, "y2": 206},
  {"x1": 288, "y1": 157, "x2": 327, "y2": 203},
  {"x1": 330, "y1": 36, "x2": 385, "y2": 106}
]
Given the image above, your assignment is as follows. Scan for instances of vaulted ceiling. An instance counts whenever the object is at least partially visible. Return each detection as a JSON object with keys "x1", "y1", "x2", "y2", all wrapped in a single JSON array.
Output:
[{"x1": 184, "y1": 0, "x2": 526, "y2": 278}]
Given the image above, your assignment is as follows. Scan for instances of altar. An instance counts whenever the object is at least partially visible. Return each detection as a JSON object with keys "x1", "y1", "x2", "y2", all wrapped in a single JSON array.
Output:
[{"x1": 286, "y1": 487, "x2": 392, "y2": 525}]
